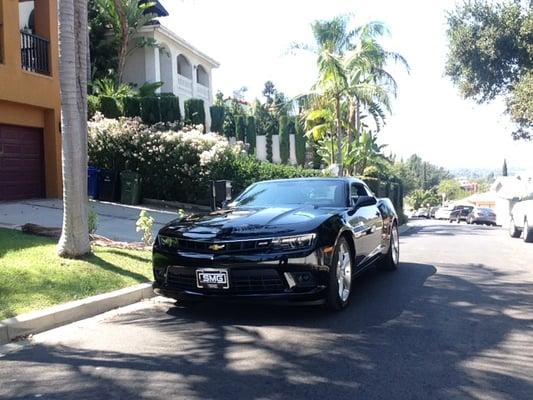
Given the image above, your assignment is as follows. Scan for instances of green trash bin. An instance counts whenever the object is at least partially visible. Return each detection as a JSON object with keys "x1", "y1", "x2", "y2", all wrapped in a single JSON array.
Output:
[{"x1": 120, "y1": 171, "x2": 142, "y2": 205}]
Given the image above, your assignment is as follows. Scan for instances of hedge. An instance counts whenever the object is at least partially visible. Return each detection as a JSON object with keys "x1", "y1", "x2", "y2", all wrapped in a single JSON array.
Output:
[
  {"x1": 123, "y1": 96, "x2": 140, "y2": 118},
  {"x1": 140, "y1": 97, "x2": 161, "y2": 125},
  {"x1": 99, "y1": 96, "x2": 122, "y2": 119},
  {"x1": 246, "y1": 116, "x2": 256, "y2": 155},
  {"x1": 184, "y1": 98, "x2": 205, "y2": 127},
  {"x1": 210, "y1": 105, "x2": 225, "y2": 133},
  {"x1": 160, "y1": 96, "x2": 181, "y2": 123},
  {"x1": 210, "y1": 155, "x2": 324, "y2": 200},
  {"x1": 88, "y1": 116, "x2": 323, "y2": 205}
]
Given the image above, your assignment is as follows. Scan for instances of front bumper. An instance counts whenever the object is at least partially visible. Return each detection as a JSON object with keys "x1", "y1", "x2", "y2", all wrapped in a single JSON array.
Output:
[{"x1": 152, "y1": 246, "x2": 331, "y2": 304}]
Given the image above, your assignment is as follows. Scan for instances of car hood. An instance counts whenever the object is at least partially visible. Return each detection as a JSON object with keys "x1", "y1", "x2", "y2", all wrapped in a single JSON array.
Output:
[{"x1": 159, "y1": 206, "x2": 340, "y2": 240}]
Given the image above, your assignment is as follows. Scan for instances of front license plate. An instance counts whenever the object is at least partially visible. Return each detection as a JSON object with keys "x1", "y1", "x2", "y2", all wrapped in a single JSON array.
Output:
[{"x1": 196, "y1": 269, "x2": 229, "y2": 289}]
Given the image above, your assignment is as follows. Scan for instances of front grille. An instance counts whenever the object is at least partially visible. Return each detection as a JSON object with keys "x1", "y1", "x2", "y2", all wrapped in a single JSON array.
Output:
[
  {"x1": 161, "y1": 237, "x2": 273, "y2": 254},
  {"x1": 165, "y1": 267, "x2": 286, "y2": 294}
]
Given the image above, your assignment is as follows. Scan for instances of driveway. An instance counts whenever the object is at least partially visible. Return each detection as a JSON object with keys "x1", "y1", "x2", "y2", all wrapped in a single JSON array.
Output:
[
  {"x1": 1, "y1": 219, "x2": 532, "y2": 399},
  {"x1": 0, "y1": 199, "x2": 180, "y2": 242}
]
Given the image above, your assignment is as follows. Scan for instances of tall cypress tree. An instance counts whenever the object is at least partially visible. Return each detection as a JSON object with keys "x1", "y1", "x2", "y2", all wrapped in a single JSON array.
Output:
[
  {"x1": 236, "y1": 115, "x2": 246, "y2": 141},
  {"x1": 502, "y1": 159, "x2": 508, "y2": 176},
  {"x1": 295, "y1": 119, "x2": 307, "y2": 166},
  {"x1": 246, "y1": 116, "x2": 256, "y2": 155},
  {"x1": 279, "y1": 115, "x2": 289, "y2": 164}
]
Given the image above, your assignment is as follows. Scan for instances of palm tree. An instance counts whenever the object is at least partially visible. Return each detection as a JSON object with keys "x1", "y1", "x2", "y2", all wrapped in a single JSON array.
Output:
[
  {"x1": 57, "y1": 0, "x2": 91, "y2": 257},
  {"x1": 95, "y1": 0, "x2": 157, "y2": 82},
  {"x1": 294, "y1": 16, "x2": 354, "y2": 175},
  {"x1": 295, "y1": 16, "x2": 408, "y2": 176}
]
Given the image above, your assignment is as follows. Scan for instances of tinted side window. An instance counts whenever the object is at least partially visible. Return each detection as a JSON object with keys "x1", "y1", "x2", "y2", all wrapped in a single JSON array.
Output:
[{"x1": 351, "y1": 183, "x2": 369, "y2": 197}]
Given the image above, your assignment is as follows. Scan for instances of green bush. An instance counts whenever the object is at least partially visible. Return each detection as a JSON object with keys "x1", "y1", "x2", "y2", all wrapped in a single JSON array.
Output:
[
  {"x1": 123, "y1": 96, "x2": 140, "y2": 118},
  {"x1": 140, "y1": 97, "x2": 161, "y2": 125},
  {"x1": 246, "y1": 116, "x2": 256, "y2": 155},
  {"x1": 184, "y1": 98, "x2": 205, "y2": 127},
  {"x1": 295, "y1": 119, "x2": 306, "y2": 166},
  {"x1": 88, "y1": 116, "x2": 323, "y2": 205},
  {"x1": 99, "y1": 96, "x2": 122, "y2": 119},
  {"x1": 235, "y1": 115, "x2": 246, "y2": 141},
  {"x1": 279, "y1": 115, "x2": 289, "y2": 164},
  {"x1": 88, "y1": 95, "x2": 100, "y2": 119},
  {"x1": 160, "y1": 95, "x2": 180, "y2": 123},
  {"x1": 210, "y1": 106, "x2": 225, "y2": 133}
]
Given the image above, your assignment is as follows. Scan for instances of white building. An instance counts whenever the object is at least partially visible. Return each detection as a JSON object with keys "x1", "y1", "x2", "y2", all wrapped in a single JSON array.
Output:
[
  {"x1": 122, "y1": 9, "x2": 219, "y2": 127},
  {"x1": 492, "y1": 174, "x2": 533, "y2": 227}
]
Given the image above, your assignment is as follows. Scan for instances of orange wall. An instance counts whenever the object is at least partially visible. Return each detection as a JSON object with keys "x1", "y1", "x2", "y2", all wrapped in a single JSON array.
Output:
[{"x1": 0, "y1": 0, "x2": 62, "y2": 198}]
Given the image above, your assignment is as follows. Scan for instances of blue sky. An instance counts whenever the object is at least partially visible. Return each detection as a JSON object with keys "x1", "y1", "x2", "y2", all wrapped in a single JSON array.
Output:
[{"x1": 159, "y1": 0, "x2": 533, "y2": 171}]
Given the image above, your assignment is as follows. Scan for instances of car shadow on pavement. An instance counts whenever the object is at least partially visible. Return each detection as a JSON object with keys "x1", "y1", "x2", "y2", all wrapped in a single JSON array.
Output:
[
  {"x1": 1, "y1": 262, "x2": 532, "y2": 400},
  {"x1": 404, "y1": 222, "x2": 502, "y2": 237}
]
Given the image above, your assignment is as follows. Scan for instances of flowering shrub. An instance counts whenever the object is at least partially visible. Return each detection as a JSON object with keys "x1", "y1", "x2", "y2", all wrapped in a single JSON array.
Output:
[{"x1": 88, "y1": 114, "x2": 321, "y2": 204}]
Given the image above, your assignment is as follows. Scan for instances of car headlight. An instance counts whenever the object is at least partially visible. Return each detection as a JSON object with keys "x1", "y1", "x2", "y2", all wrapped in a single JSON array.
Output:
[
  {"x1": 158, "y1": 235, "x2": 179, "y2": 248},
  {"x1": 271, "y1": 234, "x2": 316, "y2": 250}
]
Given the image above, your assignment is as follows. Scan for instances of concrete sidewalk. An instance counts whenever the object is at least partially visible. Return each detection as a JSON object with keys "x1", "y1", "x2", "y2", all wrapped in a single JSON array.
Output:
[{"x1": 0, "y1": 199, "x2": 181, "y2": 242}]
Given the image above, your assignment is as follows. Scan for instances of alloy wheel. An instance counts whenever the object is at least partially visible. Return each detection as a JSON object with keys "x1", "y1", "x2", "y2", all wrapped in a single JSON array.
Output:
[{"x1": 336, "y1": 242, "x2": 352, "y2": 302}]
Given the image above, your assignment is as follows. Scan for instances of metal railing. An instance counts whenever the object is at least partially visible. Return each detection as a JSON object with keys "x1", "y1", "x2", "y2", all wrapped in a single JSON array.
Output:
[{"x1": 20, "y1": 30, "x2": 50, "y2": 75}]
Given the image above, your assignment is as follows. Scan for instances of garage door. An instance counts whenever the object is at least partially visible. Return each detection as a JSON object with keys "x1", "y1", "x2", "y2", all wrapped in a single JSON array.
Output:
[{"x1": 0, "y1": 124, "x2": 45, "y2": 201}]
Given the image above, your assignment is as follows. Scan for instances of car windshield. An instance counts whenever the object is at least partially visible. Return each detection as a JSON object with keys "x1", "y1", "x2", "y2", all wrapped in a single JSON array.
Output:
[{"x1": 231, "y1": 180, "x2": 347, "y2": 208}]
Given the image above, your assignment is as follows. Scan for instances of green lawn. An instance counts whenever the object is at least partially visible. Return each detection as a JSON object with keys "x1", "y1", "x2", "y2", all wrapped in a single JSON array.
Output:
[{"x1": 0, "y1": 228, "x2": 152, "y2": 320}]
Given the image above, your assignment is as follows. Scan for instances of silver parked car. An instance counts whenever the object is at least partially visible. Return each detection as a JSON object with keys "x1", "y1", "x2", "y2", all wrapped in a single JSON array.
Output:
[{"x1": 466, "y1": 207, "x2": 497, "y2": 226}]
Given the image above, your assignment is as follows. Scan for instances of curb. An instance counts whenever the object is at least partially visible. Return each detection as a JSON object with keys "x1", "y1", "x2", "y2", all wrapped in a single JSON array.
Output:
[{"x1": 0, "y1": 282, "x2": 154, "y2": 345}]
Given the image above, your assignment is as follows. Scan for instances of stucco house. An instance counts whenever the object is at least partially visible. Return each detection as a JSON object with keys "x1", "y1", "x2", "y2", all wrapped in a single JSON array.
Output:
[
  {"x1": 122, "y1": 2, "x2": 220, "y2": 126},
  {"x1": 0, "y1": 0, "x2": 62, "y2": 201}
]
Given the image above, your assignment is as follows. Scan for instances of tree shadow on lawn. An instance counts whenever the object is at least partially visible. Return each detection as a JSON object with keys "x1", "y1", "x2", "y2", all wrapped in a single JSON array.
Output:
[
  {"x1": 2, "y1": 262, "x2": 533, "y2": 399},
  {"x1": 101, "y1": 248, "x2": 151, "y2": 264},
  {"x1": 86, "y1": 253, "x2": 150, "y2": 283}
]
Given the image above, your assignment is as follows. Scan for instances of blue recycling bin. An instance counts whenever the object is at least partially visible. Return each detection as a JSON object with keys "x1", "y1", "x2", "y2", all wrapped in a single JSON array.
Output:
[{"x1": 88, "y1": 166, "x2": 100, "y2": 199}]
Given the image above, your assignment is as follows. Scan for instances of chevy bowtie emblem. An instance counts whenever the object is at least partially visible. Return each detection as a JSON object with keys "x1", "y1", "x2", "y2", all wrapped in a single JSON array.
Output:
[{"x1": 208, "y1": 244, "x2": 226, "y2": 251}]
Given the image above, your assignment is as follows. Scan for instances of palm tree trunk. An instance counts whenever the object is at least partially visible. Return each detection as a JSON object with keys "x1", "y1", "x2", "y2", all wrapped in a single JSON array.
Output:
[
  {"x1": 354, "y1": 97, "x2": 361, "y2": 143},
  {"x1": 114, "y1": 0, "x2": 129, "y2": 83},
  {"x1": 335, "y1": 96, "x2": 343, "y2": 176},
  {"x1": 57, "y1": 0, "x2": 91, "y2": 257}
]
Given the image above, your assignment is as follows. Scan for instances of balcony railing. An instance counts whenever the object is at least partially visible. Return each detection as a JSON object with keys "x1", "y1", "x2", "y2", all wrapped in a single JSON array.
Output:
[
  {"x1": 196, "y1": 83, "x2": 209, "y2": 99},
  {"x1": 177, "y1": 74, "x2": 192, "y2": 93},
  {"x1": 20, "y1": 30, "x2": 50, "y2": 75}
]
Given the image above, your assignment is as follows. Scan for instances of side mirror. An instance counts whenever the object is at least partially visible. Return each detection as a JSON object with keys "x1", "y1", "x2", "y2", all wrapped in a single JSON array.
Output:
[{"x1": 352, "y1": 195, "x2": 377, "y2": 209}]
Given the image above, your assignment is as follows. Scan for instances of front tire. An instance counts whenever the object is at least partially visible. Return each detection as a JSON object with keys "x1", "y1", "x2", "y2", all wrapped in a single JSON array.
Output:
[
  {"x1": 523, "y1": 219, "x2": 533, "y2": 243},
  {"x1": 378, "y1": 223, "x2": 400, "y2": 271},
  {"x1": 509, "y1": 217, "x2": 521, "y2": 238},
  {"x1": 325, "y1": 237, "x2": 353, "y2": 311}
]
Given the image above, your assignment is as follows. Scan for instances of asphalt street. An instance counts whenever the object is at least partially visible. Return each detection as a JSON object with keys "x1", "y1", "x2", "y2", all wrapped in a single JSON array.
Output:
[{"x1": 1, "y1": 219, "x2": 533, "y2": 400}]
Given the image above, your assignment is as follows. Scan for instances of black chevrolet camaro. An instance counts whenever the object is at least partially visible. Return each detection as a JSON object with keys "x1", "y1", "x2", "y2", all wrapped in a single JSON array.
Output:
[{"x1": 152, "y1": 177, "x2": 400, "y2": 310}]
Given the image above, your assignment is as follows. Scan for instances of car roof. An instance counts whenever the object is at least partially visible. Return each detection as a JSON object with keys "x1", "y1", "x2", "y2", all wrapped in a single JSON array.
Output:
[{"x1": 256, "y1": 177, "x2": 365, "y2": 184}]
